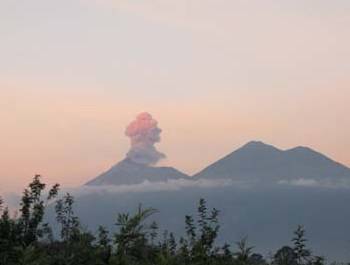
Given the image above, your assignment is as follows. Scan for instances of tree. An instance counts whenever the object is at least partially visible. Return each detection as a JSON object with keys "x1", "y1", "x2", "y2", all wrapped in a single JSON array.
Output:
[
  {"x1": 0, "y1": 205, "x2": 20, "y2": 265},
  {"x1": 168, "y1": 232, "x2": 177, "y2": 256},
  {"x1": 55, "y1": 193, "x2": 80, "y2": 242},
  {"x1": 54, "y1": 193, "x2": 102, "y2": 265},
  {"x1": 150, "y1": 221, "x2": 158, "y2": 246},
  {"x1": 19, "y1": 175, "x2": 59, "y2": 246},
  {"x1": 96, "y1": 226, "x2": 112, "y2": 264},
  {"x1": 0, "y1": 176, "x2": 59, "y2": 265},
  {"x1": 250, "y1": 253, "x2": 267, "y2": 265},
  {"x1": 274, "y1": 246, "x2": 297, "y2": 265},
  {"x1": 234, "y1": 237, "x2": 254, "y2": 265},
  {"x1": 180, "y1": 198, "x2": 221, "y2": 264},
  {"x1": 113, "y1": 205, "x2": 158, "y2": 263},
  {"x1": 292, "y1": 226, "x2": 311, "y2": 265}
]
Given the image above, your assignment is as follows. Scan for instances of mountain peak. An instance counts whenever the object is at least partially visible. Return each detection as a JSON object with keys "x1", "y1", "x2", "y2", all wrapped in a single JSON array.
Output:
[
  {"x1": 287, "y1": 146, "x2": 317, "y2": 153},
  {"x1": 243, "y1": 140, "x2": 271, "y2": 147},
  {"x1": 240, "y1": 141, "x2": 281, "y2": 152}
]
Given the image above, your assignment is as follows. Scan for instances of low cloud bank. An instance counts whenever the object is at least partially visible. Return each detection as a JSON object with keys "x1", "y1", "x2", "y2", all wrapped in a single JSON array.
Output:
[
  {"x1": 70, "y1": 176, "x2": 350, "y2": 197},
  {"x1": 3, "y1": 177, "x2": 350, "y2": 210},
  {"x1": 71, "y1": 178, "x2": 236, "y2": 197},
  {"x1": 278, "y1": 178, "x2": 350, "y2": 189}
]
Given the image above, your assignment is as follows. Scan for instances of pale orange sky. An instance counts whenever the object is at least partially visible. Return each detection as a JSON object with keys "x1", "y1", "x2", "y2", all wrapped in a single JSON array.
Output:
[{"x1": 1, "y1": 0, "x2": 349, "y2": 192}]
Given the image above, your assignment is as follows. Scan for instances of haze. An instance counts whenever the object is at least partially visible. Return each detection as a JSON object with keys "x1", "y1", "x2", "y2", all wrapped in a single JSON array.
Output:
[{"x1": 0, "y1": 0, "x2": 349, "y2": 192}]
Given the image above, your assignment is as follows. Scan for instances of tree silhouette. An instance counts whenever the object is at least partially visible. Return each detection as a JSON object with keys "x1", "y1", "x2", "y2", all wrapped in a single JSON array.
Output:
[
  {"x1": 292, "y1": 225, "x2": 312, "y2": 265},
  {"x1": 0, "y1": 176, "x2": 331, "y2": 265}
]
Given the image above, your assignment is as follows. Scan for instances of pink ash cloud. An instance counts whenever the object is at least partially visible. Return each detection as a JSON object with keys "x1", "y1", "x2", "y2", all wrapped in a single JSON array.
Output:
[{"x1": 125, "y1": 112, "x2": 166, "y2": 165}]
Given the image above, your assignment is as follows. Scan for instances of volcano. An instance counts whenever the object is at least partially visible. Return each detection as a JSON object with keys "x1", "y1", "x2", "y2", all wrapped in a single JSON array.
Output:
[
  {"x1": 193, "y1": 141, "x2": 350, "y2": 183},
  {"x1": 85, "y1": 158, "x2": 189, "y2": 186},
  {"x1": 68, "y1": 141, "x2": 350, "y2": 261}
]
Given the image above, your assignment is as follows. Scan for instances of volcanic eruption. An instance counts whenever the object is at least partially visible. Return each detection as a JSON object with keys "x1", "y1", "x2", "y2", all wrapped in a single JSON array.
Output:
[
  {"x1": 86, "y1": 112, "x2": 188, "y2": 186},
  {"x1": 125, "y1": 112, "x2": 166, "y2": 166}
]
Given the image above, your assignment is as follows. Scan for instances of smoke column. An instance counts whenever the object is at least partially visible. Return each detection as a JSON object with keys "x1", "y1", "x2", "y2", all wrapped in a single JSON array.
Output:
[{"x1": 125, "y1": 112, "x2": 166, "y2": 165}]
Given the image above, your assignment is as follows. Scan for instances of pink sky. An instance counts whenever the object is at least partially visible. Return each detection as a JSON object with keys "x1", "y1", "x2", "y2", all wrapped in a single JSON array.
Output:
[{"x1": 0, "y1": 0, "x2": 349, "y2": 192}]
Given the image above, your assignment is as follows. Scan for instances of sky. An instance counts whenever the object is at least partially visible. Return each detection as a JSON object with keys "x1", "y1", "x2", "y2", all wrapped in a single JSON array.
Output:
[{"x1": 0, "y1": 0, "x2": 349, "y2": 193}]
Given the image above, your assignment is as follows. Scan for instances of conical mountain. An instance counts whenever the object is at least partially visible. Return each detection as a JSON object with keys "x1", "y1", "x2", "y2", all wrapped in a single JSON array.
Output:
[
  {"x1": 193, "y1": 141, "x2": 350, "y2": 182},
  {"x1": 86, "y1": 158, "x2": 189, "y2": 186}
]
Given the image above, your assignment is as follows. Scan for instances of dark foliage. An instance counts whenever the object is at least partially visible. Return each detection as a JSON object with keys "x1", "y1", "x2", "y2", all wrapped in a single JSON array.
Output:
[{"x1": 0, "y1": 176, "x2": 335, "y2": 265}]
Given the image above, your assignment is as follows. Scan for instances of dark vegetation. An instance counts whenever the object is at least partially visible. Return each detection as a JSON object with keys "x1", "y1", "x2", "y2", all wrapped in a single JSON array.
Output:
[{"x1": 0, "y1": 176, "x2": 346, "y2": 265}]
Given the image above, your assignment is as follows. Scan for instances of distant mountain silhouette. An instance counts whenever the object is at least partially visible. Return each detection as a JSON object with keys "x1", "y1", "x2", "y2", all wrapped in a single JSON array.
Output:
[
  {"x1": 193, "y1": 141, "x2": 350, "y2": 183},
  {"x1": 86, "y1": 141, "x2": 350, "y2": 186},
  {"x1": 53, "y1": 141, "x2": 350, "y2": 261},
  {"x1": 86, "y1": 158, "x2": 189, "y2": 186}
]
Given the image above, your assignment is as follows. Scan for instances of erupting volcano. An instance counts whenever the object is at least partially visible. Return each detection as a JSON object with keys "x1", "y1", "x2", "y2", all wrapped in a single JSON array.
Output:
[{"x1": 86, "y1": 112, "x2": 189, "y2": 186}]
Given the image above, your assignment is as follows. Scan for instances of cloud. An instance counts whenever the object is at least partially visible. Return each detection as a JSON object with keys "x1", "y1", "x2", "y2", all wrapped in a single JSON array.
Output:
[
  {"x1": 125, "y1": 112, "x2": 166, "y2": 165},
  {"x1": 68, "y1": 178, "x2": 236, "y2": 197},
  {"x1": 49, "y1": 178, "x2": 350, "y2": 200},
  {"x1": 278, "y1": 178, "x2": 350, "y2": 189}
]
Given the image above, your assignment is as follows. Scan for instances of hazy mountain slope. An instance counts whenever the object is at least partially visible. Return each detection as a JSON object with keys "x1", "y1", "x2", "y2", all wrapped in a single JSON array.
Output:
[
  {"x1": 86, "y1": 158, "x2": 189, "y2": 186},
  {"x1": 45, "y1": 184, "x2": 350, "y2": 261},
  {"x1": 193, "y1": 141, "x2": 350, "y2": 182}
]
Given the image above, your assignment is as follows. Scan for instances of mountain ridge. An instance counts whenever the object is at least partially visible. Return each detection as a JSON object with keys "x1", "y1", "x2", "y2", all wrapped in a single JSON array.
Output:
[
  {"x1": 193, "y1": 141, "x2": 350, "y2": 182},
  {"x1": 86, "y1": 141, "x2": 350, "y2": 186}
]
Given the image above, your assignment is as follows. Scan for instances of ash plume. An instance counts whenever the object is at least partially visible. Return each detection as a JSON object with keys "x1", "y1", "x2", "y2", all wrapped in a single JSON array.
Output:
[{"x1": 125, "y1": 112, "x2": 166, "y2": 165}]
